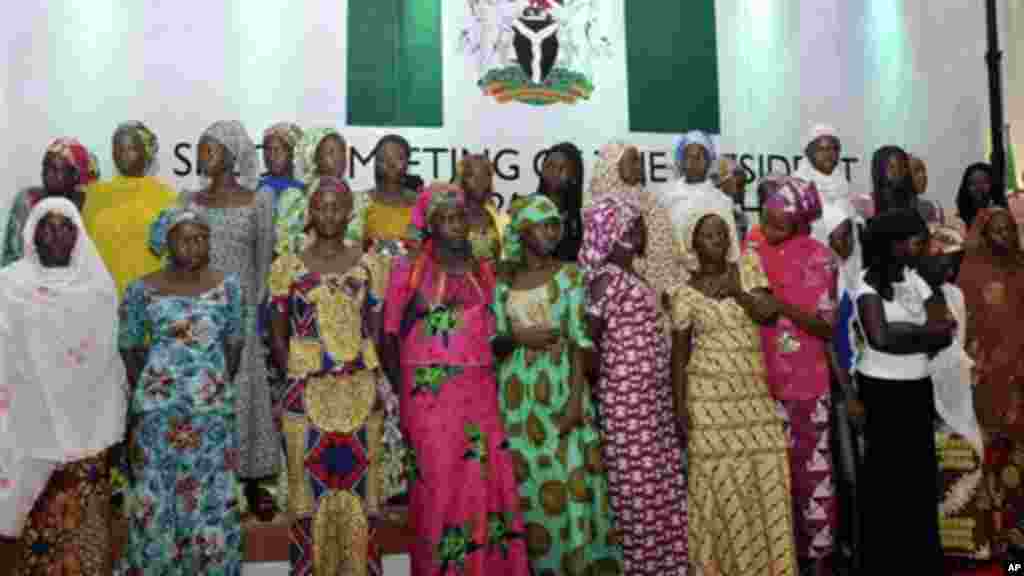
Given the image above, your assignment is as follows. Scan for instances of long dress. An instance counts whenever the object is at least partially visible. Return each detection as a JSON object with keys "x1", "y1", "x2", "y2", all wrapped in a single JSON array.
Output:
[
  {"x1": 118, "y1": 275, "x2": 244, "y2": 574},
  {"x1": 750, "y1": 231, "x2": 839, "y2": 561},
  {"x1": 494, "y1": 264, "x2": 621, "y2": 575},
  {"x1": 268, "y1": 252, "x2": 394, "y2": 576},
  {"x1": 586, "y1": 262, "x2": 688, "y2": 575},
  {"x1": 81, "y1": 175, "x2": 178, "y2": 297},
  {"x1": 181, "y1": 190, "x2": 278, "y2": 480},
  {"x1": 10, "y1": 456, "x2": 111, "y2": 576},
  {"x1": 668, "y1": 252, "x2": 797, "y2": 576},
  {"x1": 383, "y1": 255, "x2": 530, "y2": 576}
]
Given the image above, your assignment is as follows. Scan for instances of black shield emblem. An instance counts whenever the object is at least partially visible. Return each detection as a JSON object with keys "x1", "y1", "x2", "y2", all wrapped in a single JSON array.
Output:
[{"x1": 512, "y1": 9, "x2": 559, "y2": 84}]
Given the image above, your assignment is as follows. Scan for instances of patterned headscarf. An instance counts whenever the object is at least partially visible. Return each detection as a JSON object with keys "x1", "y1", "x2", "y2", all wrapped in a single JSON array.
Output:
[
  {"x1": 672, "y1": 130, "x2": 717, "y2": 180},
  {"x1": 682, "y1": 205, "x2": 741, "y2": 269},
  {"x1": 763, "y1": 176, "x2": 823, "y2": 235},
  {"x1": 44, "y1": 137, "x2": 98, "y2": 188},
  {"x1": 113, "y1": 121, "x2": 160, "y2": 175},
  {"x1": 263, "y1": 122, "x2": 303, "y2": 150},
  {"x1": 588, "y1": 141, "x2": 643, "y2": 204},
  {"x1": 148, "y1": 206, "x2": 210, "y2": 258},
  {"x1": 200, "y1": 120, "x2": 260, "y2": 189},
  {"x1": 409, "y1": 182, "x2": 466, "y2": 242},
  {"x1": 298, "y1": 127, "x2": 345, "y2": 184},
  {"x1": 303, "y1": 176, "x2": 353, "y2": 244},
  {"x1": 503, "y1": 195, "x2": 562, "y2": 264},
  {"x1": 580, "y1": 196, "x2": 642, "y2": 281}
]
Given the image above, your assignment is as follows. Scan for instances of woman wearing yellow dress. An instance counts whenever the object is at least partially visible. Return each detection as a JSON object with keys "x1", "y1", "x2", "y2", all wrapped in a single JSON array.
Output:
[
  {"x1": 356, "y1": 135, "x2": 422, "y2": 255},
  {"x1": 455, "y1": 153, "x2": 506, "y2": 263},
  {"x1": 82, "y1": 121, "x2": 177, "y2": 297}
]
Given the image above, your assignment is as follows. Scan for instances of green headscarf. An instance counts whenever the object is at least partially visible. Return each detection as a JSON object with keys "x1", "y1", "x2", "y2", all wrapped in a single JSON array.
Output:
[{"x1": 502, "y1": 195, "x2": 562, "y2": 264}]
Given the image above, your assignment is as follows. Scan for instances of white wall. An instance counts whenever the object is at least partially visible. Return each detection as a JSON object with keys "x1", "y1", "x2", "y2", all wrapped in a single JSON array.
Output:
[{"x1": 2, "y1": 0, "x2": 1015, "y2": 239}]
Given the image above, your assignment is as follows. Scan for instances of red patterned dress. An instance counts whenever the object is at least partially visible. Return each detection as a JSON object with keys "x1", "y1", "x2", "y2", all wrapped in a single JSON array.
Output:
[{"x1": 586, "y1": 262, "x2": 688, "y2": 575}]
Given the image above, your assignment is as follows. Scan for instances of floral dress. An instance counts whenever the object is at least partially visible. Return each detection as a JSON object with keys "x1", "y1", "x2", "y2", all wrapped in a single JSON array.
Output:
[
  {"x1": 268, "y1": 251, "x2": 403, "y2": 576},
  {"x1": 383, "y1": 255, "x2": 530, "y2": 576},
  {"x1": 118, "y1": 274, "x2": 243, "y2": 575},
  {"x1": 586, "y1": 262, "x2": 688, "y2": 575},
  {"x1": 182, "y1": 190, "x2": 278, "y2": 480},
  {"x1": 493, "y1": 264, "x2": 621, "y2": 575}
]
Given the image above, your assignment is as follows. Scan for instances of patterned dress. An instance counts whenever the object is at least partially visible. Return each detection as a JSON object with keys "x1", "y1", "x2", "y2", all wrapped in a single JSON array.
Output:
[
  {"x1": 383, "y1": 255, "x2": 530, "y2": 576},
  {"x1": 118, "y1": 275, "x2": 244, "y2": 575},
  {"x1": 586, "y1": 262, "x2": 688, "y2": 575},
  {"x1": 12, "y1": 456, "x2": 111, "y2": 576},
  {"x1": 182, "y1": 190, "x2": 278, "y2": 480},
  {"x1": 668, "y1": 252, "x2": 797, "y2": 576},
  {"x1": 494, "y1": 264, "x2": 621, "y2": 575},
  {"x1": 269, "y1": 252, "x2": 396, "y2": 576}
]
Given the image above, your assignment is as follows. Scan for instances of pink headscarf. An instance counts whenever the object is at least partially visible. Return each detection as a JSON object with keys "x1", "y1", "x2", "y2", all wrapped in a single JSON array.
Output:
[
  {"x1": 580, "y1": 196, "x2": 642, "y2": 282},
  {"x1": 763, "y1": 176, "x2": 823, "y2": 235},
  {"x1": 44, "y1": 138, "x2": 98, "y2": 188}
]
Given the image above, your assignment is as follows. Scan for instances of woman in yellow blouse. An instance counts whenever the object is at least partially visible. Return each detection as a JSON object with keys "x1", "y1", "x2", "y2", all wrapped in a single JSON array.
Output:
[
  {"x1": 82, "y1": 121, "x2": 177, "y2": 297},
  {"x1": 358, "y1": 134, "x2": 421, "y2": 254}
]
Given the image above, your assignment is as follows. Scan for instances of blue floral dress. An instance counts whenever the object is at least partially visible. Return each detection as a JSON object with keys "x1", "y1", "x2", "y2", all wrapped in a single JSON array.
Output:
[{"x1": 118, "y1": 274, "x2": 244, "y2": 575}]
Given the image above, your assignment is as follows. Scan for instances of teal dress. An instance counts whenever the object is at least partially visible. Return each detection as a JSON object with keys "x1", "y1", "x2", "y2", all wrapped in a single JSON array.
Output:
[
  {"x1": 118, "y1": 274, "x2": 243, "y2": 575},
  {"x1": 493, "y1": 264, "x2": 621, "y2": 575}
]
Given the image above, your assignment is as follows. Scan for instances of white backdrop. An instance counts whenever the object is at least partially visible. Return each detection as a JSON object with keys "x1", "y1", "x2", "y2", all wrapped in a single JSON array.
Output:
[{"x1": 2, "y1": 0, "x2": 1017, "y2": 240}]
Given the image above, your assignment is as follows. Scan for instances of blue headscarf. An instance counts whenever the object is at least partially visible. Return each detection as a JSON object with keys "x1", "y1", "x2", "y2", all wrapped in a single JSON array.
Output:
[{"x1": 673, "y1": 130, "x2": 717, "y2": 180}]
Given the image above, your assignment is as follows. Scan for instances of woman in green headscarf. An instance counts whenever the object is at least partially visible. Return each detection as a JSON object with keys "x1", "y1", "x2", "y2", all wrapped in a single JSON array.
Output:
[{"x1": 491, "y1": 195, "x2": 621, "y2": 575}]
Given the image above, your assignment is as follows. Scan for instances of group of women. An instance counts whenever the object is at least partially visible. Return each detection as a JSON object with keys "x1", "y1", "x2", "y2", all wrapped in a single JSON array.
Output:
[{"x1": 0, "y1": 118, "x2": 1022, "y2": 576}]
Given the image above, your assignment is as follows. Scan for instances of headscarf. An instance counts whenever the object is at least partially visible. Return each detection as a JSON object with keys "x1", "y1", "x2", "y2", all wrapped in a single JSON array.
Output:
[
  {"x1": 148, "y1": 206, "x2": 211, "y2": 259},
  {"x1": 682, "y1": 204, "x2": 741, "y2": 272},
  {"x1": 409, "y1": 182, "x2": 466, "y2": 242},
  {"x1": 964, "y1": 206, "x2": 1018, "y2": 256},
  {"x1": 673, "y1": 130, "x2": 717, "y2": 181},
  {"x1": 44, "y1": 137, "x2": 99, "y2": 189},
  {"x1": 303, "y1": 176, "x2": 353, "y2": 245},
  {"x1": 298, "y1": 127, "x2": 345, "y2": 184},
  {"x1": 794, "y1": 124, "x2": 850, "y2": 209},
  {"x1": 200, "y1": 120, "x2": 260, "y2": 189},
  {"x1": 263, "y1": 122, "x2": 303, "y2": 151},
  {"x1": 580, "y1": 196, "x2": 643, "y2": 283},
  {"x1": 113, "y1": 121, "x2": 160, "y2": 175},
  {"x1": 502, "y1": 195, "x2": 562, "y2": 265},
  {"x1": 812, "y1": 202, "x2": 863, "y2": 295},
  {"x1": 712, "y1": 156, "x2": 741, "y2": 189},
  {"x1": 762, "y1": 176, "x2": 823, "y2": 236},
  {"x1": 0, "y1": 197, "x2": 125, "y2": 464},
  {"x1": 588, "y1": 141, "x2": 643, "y2": 204}
]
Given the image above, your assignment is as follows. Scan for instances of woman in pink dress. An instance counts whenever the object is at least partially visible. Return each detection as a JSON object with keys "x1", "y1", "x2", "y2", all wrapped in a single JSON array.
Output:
[
  {"x1": 381, "y1": 183, "x2": 529, "y2": 576},
  {"x1": 747, "y1": 177, "x2": 838, "y2": 576},
  {"x1": 581, "y1": 196, "x2": 688, "y2": 575}
]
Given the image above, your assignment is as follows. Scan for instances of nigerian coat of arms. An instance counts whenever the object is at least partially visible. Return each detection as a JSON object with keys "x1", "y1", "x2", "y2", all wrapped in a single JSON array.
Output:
[{"x1": 459, "y1": 0, "x2": 613, "y2": 106}]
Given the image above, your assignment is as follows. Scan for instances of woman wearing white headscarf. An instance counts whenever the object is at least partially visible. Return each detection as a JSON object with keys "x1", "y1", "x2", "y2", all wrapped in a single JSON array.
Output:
[
  {"x1": 795, "y1": 124, "x2": 851, "y2": 212},
  {"x1": 180, "y1": 120, "x2": 279, "y2": 515},
  {"x1": 0, "y1": 197, "x2": 126, "y2": 575},
  {"x1": 659, "y1": 130, "x2": 735, "y2": 268}
]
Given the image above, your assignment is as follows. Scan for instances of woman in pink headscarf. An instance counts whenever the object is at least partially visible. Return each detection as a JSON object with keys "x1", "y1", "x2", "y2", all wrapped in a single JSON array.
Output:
[
  {"x1": 3, "y1": 138, "x2": 99, "y2": 266},
  {"x1": 748, "y1": 177, "x2": 838, "y2": 576},
  {"x1": 582, "y1": 196, "x2": 688, "y2": 575},
  {"x1": 381, "y1": 183, "x2": 528, "y2": 576}
]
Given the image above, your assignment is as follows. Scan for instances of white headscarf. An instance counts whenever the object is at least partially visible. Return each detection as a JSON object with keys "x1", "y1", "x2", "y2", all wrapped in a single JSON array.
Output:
[
  {"x1": 795, "y1": 124, "x2": 850, "y2": 208},
  {"x1": 200, "y1": 120, "x2": 260, "y2": 189},
  {"x1": 0, "y1": 198, "x2": 126, "y2": 464},
  {"x1": 681, "y1": 203, "x2": 741, "y2": 272},
  {"x1": 661, "y1": 131, "x2": 733, "y2": 245}
]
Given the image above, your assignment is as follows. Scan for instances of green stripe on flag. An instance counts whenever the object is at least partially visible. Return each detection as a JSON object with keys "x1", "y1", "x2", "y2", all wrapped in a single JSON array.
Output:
[
  {"x1": 347, "y1": 1, "x2": 443, "y2": 127},
  {"x1": 625, "y1": 1, "x2": 719, "y2": 134}
]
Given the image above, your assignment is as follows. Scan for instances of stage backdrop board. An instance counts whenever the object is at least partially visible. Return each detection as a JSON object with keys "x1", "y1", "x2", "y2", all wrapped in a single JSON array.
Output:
[{"x1": 2, "y1": 0, "x2": 1016, "y2": 243}]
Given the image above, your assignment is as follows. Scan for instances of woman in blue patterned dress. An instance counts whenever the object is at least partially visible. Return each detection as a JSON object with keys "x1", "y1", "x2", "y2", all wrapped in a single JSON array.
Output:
[{"x1": 118, "y1": 207, "x2": 244, "y2": 575}]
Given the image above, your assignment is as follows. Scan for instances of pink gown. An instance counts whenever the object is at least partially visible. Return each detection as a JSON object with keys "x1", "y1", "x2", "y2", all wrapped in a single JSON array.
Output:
[{"x1": 384, "y1": 255, "x2": 529, "y2": 576}]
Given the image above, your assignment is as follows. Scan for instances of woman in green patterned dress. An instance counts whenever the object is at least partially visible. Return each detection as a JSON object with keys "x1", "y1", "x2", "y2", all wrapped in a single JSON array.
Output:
[{"x1": 492, "y1": 195, "x2": 621, "y2": 575}]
